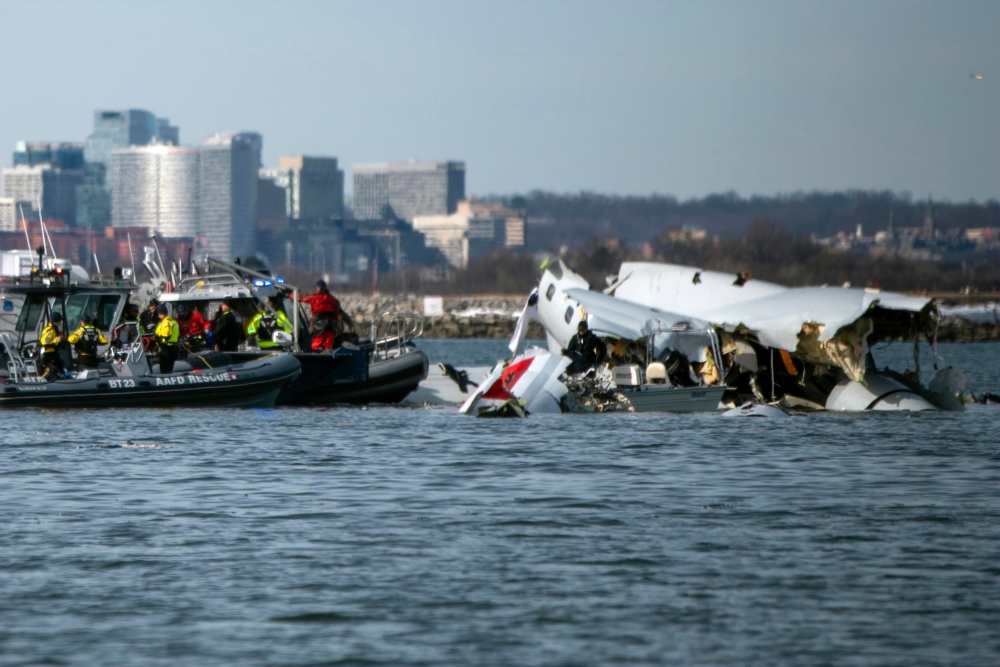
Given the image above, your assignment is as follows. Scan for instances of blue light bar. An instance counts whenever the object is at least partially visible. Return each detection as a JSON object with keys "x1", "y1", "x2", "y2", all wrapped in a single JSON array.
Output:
[{"x1": 275, "y1": 276, "x2": 284, "y2": 284}]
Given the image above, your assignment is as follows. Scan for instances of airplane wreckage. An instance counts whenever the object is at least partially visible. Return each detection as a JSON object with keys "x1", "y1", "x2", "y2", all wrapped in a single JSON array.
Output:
[{"x1": 453, "y1": 259, "x2": 967, "y2": 417}]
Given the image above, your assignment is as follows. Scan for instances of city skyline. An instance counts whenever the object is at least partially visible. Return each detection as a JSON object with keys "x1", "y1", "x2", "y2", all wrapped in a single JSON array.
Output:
[{"x1": 0, "y1": 1, "x2": 997, "y2": 202}]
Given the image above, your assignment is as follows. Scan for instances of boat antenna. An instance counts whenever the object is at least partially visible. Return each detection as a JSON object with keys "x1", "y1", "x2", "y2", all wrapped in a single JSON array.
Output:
[
  {"x1": 127, "y1": 232, "x2": 137, "y2": 281},
  {"x1": 93, "y1": 253, "x2": 103, "y2": 283},
  {"x1": 36, "y1": 196, "x2": 54, "y2": 258},
  {"x1": 151, "y1": 238, "x2": 167, "y2": 280},
  {"x1": 18, "y1": 204, "x2": 33, "y2": 268}
]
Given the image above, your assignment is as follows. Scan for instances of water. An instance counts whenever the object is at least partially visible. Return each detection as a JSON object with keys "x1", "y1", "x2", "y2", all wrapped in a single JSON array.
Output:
[{"x1": 1, "y1": 342, "x2": 998, "y2": 666}]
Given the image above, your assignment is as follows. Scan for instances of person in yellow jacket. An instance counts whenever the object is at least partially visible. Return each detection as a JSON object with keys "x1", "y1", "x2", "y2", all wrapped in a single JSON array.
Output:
[
  {"x1": 246, "y1": 296, "x2": 294, "y2": 349},
  {"x1": 39, "y1": 312, "x2": 66, "y2": 379},
  {"x1": 154, "y1": 304, "x2": 181, "y2": 373},
  {"x1": 67, "y1": 315, "x2": 109, "y2": 369}
]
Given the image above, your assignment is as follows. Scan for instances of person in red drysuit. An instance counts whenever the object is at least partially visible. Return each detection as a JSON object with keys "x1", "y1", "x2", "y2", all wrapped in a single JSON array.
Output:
[
  {"x1": 299, "y1": 280, "x2": 340, "y2": 351},
  {"x1": 175, "y1": 303, "x2": 210, "y2": 351}
]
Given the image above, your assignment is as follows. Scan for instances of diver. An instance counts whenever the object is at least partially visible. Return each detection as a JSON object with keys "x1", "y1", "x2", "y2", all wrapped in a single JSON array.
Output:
[
  {"x1": 139, "y1": 298, "x2": 160, "y2": 336},
  {"x1": 298, "y1": 280, "x2": 340, "y2": 351},
  {"x1": 562, "y1": 320, "x2": 607, "y2": 374},
  {"x1": 212, "y1": 298, "x2": 245, "y2": 352},
  {"x1": 247, "y1": 296, "x2": 293, "y2": 349},
  {"x1": 176, "y1": 303, "x2": 209, "y2": 352},
  {"x1": 39, "y1": 312, "x2": 67, "y2": 379},
  {"x1": 154, "y1": 304, "x2": 180, "y2": 373},
  {"x1": 68, "y1": 315, "x2": 108, "y2": 369}
]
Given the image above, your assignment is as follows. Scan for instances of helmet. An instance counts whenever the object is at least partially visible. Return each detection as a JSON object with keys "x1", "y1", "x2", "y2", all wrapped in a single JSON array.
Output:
[
  {"x1": 176, "y1": 304, "x2": 189, "y2": 317},
  {"x1": 51, "y1": 312, "x2": 63, "y2": 323},
  {"x1": 316, "y1": 279, "x2": 327, "y2": 290},
  {"x1": 157, "y1": 304, "x2": 169, "y2": 316},
  {"x1": 80, "y1": 314, "x2": 92, "y2": 325}
]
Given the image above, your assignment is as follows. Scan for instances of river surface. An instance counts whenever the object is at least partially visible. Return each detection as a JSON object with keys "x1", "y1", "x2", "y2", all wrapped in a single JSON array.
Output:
[{"x1": 1, "y1": 341, "x2": 998, "y2": 666}]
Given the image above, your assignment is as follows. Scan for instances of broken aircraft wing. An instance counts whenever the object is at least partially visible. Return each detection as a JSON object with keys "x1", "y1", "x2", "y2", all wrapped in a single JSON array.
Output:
[{"x1": 613, "y1": 262, "x2": 932, "y2": 380}]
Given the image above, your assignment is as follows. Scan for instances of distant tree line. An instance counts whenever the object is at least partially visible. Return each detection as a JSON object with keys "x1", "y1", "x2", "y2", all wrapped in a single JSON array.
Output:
[
  {"x1": 490, "y1": 190, "x2": 1000, "y2": 251},
  {"x1": 292, "y1": 221, "x2": 998, "y2": 295},
  {"x1": 559, "y1": 220, "x2": 1000, "y2": 294}
]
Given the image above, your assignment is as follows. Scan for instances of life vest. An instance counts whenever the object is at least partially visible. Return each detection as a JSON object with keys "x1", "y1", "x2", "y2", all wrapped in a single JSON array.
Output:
[
  {"x1": 74, "y1": 326, "x2": 101, "y2": 357},
  {"x1": 40, "y1": 323, "x2": 62, "y2": 353},
  {"x1": 155, "y1": 316, "x2": 180, "y2": 344}
]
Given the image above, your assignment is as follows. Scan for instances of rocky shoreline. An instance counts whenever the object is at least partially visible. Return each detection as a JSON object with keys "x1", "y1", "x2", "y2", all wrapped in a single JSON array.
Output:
[
  {"x1": 339, "y1": 294, "x2": 545, "y2": 340},
  {"x1": 336, "y1": 293, "x2": 999, "y2": 342}
]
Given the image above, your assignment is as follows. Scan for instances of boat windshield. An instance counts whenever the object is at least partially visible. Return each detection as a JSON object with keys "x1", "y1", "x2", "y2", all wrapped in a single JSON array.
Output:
[
  {"x1": 53, "y1": 294, "x2": 123, "y2": 331},
  {"x1": 15, "y1": 295, "x2": 47, "y2": 333}
]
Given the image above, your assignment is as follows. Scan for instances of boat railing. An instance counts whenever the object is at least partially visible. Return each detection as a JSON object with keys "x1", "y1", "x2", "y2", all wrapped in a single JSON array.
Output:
[
  {"x1": 1, "y1": 332, "x2": 43, "y2": 383},
  {"x1": 370, "y1": 310, "x2": 424, "y2": 359},
  {"x1": 106, "y1": 322, "x2": 146, "y2": 367}
]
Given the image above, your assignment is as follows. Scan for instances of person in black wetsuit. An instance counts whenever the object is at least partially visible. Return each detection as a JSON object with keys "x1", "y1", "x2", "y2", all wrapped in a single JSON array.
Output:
[
  {"x1": 562, "y1": 321, "x2": 606, "y2": 374},
  {"x1": 212, "y1": 298, "x2": 245, "y2": 352},
  {"x1": 139, "y1": 298, "x2": 160, "y2": 336}
]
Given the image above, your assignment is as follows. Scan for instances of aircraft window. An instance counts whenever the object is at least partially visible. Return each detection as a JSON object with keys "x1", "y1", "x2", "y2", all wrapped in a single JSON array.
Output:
[
  {"x1": 15, "y1": 295, "x2": 46, "y2": 332},
  {"x1": 546, "y1": 284, "x2": 556, "y2": 301},
  {"x1": 564, "y1": 306, "x2": 574, "y2": 324}
]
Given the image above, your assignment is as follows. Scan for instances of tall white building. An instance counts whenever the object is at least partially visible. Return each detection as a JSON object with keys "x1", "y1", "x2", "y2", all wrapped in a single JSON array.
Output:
[
  {"x1": 200, "y1": 132, "x2": 260, "y2": 261},
  {"x1": 0, "y1": 198, "x2": 36, "y2": 232},
  {"x1": 110, "y1": 145, "x2": 201, "y2": 238},
  {"x1": 2, "y1": 164, "x2": 84, "y2": 226}
]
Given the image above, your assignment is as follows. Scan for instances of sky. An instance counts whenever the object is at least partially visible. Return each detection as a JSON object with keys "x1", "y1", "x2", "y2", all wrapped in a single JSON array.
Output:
[{"x1": 1, "y1": 0, "x2": 997, "y2": 201}]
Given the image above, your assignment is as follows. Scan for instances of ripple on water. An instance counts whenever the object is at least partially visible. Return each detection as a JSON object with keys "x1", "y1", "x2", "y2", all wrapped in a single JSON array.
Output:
[{"x1": 0, "y1": 342, "x2": 998, "y2": 665}]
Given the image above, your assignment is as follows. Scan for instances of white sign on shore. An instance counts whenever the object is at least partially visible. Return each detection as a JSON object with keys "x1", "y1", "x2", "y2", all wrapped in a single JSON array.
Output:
[{"x1": 423, "y1": 296, "x2": 444, "y2": 317}]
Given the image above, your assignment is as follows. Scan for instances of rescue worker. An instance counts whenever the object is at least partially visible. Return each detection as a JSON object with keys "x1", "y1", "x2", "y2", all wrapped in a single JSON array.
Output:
[
  {"x1": 562, "y1": 320, "x2": 607, "y2": 374},
  {"x1": 39, "y1": 312, "x2": 66, "y2": 379},
  {"x1": 247, "y1": 296, "x2": 294, "y2": 349},
  {"x1": 68, "y1": 314, "x2": 108, "y2": 369},
  {"x1": 154, "y1": 304, "x2": 180, "y2": 373},
  {"x1": 212, "y1": 297, "x2": 245, "y2": 352},
  {"x1": 298, "y1": 280, "x2": 340, "y2": 351},
  {"x1": 176, "y1": 303, "x2": 209, "y2": 351},
  {"x1": 139, "y1": 298, "x2": 161, "y2": 336}
]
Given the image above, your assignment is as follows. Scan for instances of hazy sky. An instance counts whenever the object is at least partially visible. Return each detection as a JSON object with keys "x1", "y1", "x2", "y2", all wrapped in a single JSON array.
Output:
[{"x1": 1, "y1": 0, "x2": 997, "y2": 200}]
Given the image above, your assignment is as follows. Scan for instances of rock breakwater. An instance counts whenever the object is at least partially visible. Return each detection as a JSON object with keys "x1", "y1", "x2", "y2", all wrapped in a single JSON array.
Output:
[
  {"x1": 335, "y1": 293, "x2": 999, "y2": 342},
  {"x1": 339, "y1": 294, "x2": 545, "y2": 339}
]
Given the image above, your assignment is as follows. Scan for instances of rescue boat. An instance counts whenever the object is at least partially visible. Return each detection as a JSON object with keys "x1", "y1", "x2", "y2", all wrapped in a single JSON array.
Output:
[{"x1": 0, "y1": 277, "x2": 301, "y2": 409}]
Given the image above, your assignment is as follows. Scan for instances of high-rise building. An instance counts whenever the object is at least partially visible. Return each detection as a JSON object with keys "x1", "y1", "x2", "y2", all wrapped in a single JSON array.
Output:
[
  {"x1": 110, "y1": 145, "x2": 200, "y2": 238},
  {"x1": 85, "y1": 109, "x2": 179, "y2": 190},
  {"x1": 85, "y1": 109, "x2": 159, "y2": 169},
  {"x1": 76, "y1": 163, "x2": 112, "y2": 230},
  {"x1": 200, "y1": 132, "x2": 260, "y2": 261},
  {"x1": 411, "y1": 199, "x2": 525, "y2": 268},
  {"x1": 277, "y1": 155, "x2": 344, "y2": 220},
  {"x1": 157, "y1": 118, "x2": 180, "y2": 146},
  {"x1": 2, "y1": 164, "x2": 84, "y2": 226},
  {"x1": 13, "y1": 141, "x2": 85, "y2": 169},
  {"x1": 352, "y1": 161, "x2": 465, "y2": 221},
  {"x1": 0, "y1": 198, "x2": 36, "y2": 232}
]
